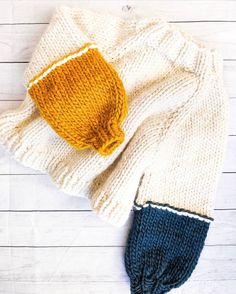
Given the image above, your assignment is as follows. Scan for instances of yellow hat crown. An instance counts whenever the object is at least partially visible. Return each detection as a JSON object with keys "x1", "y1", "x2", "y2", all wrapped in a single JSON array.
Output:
[{"x1": 27, "y1": 43, "x2": 128, "y2": 156}]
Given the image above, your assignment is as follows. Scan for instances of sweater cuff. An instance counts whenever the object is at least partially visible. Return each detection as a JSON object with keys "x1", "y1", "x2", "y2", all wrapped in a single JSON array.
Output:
[{"x1": 125, "y1": 202, "x2": 211, "y2": 294}]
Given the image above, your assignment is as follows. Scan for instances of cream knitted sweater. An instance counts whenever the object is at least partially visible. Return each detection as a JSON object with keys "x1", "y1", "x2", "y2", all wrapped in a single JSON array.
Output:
[{"x1": 0, "y1": 6, "x2": 228, "y2": 226}]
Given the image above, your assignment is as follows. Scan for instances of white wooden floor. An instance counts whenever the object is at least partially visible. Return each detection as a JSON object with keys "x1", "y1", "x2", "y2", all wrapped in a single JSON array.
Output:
[{"x1": 0, "y1": 1, "x2": 236, "y2": 293}]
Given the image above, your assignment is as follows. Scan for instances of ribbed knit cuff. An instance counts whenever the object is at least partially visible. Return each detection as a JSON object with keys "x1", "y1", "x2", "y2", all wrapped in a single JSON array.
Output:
[
  {"x1": 91, "y1": 120, "x2": 125, "y2": 156},
  {"x1": 125, "y1": 203, "x2": 211, "y2": 294}
]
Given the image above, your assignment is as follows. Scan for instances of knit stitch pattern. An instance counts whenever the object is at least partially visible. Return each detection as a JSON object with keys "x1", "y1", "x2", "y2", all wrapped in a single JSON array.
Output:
[
  {"x1": 125, "y1": 205, "x2": 210, "y2": 294},
  {"x1": 0, "y1": 6, "x2": 229, "y2": 226},
  {"x1": 27, "y1": 42, "x2": 127, "y2": 156}
]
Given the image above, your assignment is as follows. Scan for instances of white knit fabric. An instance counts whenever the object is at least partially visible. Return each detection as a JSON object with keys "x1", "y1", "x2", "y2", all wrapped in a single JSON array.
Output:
[{"x1": 0, "y1": 6, "x2": 229, "y2": 226}]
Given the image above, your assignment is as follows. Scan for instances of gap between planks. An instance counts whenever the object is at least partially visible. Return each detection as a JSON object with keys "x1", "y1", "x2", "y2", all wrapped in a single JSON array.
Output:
[{"x1": 1, "y1": 20, "x2": 236, "y2": 26}]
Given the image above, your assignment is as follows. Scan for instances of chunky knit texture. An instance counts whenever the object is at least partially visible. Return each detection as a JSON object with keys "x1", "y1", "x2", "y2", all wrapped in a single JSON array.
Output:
[
  {"x1": 27, "y1": 42, "x2": 127, "y2": 155},
  {"x1": 125, "y1": 205, "x2": 210, "y2": 294},
  {"x1": 0, "y1": 6, "x2": 229, "y2": 227}
]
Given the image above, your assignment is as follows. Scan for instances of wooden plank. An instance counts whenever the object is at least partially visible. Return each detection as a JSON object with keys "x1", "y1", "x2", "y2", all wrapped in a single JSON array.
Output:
[
  {"x1": 0, "y1": 25, "x2": 43, "y2": 63},
  {"x1": 174, "y1": 280, "x2": 236, "y2": 294},
  {"x1": 0, "y1": 22, "x2": 235, "y2": 62},
  {"x1": 0, "y1": 280, "x2": 236, "y2": 294},
  {"x1": 0, "y1": 63, "x2": 26, "y2": 101},
  {"x1": 0, "y1": 246, "x2": 235, "y2": 282},
  {"x1": 223, "y1": 136, "x2": 236, "y2": 170},
  {"x1": 229, "y1": 101, "x2": 236, "y2": 134},
  {"x1": 215, "y1": 173, "x2": 236, "y2": 209},
  {"x1": 0, "y1": 210, "x2": 235, "y2": 246},
  {"x1": 0, "y1": 174, "x2": 92, "y2": 210},
  {"x1": 224, "y1": 61, "x2": 236, "y2": 98},
  {"x1": 0, "y1": 281, "x2": 130, "y2": 294},
  {"x1": 0, "y1": 172, "x2": 234, "y2": 210},
  {"x1": 4, "y1": 1, "x2": 236, "y2": 23},
  {"x1": 0, "y1": 61, "x2": 236, "y2": 100},
  {"x1": 0, "y1": 211, "x2": 130, "y2": 247},
  {"x1": 0, "y1": 1, "x2": 12, "y2": 24}
]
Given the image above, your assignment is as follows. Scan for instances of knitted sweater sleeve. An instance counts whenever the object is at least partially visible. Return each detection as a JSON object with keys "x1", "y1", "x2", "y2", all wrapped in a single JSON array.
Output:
[
  {"x1": 91, "y1": 69, "x2": 201, "y2": 226},
  {"x1": 124, "y1": 64, "x2": 229, "y2": 293},
  {"x1": 135, "y1": 66, "x2": 229, "y2": 219}
]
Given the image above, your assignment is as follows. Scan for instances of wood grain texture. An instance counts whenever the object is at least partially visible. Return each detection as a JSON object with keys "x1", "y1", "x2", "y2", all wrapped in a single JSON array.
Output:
[
  {"x1": 0, "y1": 210, "x2": 235, "y2": 246},
  {"x1": 0, "y1": 246, "x2": 235, "y2": 282},
  {"x1": 1, "y1": 281, "x2": 236, "y2": 294},
  {"x1": 1, "y1": 1, "x2": 236, "y2": 23},
  {"x1": 0, "y1": 1, "x2": 235, "y2": 293}
]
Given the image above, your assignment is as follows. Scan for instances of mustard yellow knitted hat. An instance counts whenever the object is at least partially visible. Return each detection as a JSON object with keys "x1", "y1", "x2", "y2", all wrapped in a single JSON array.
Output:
[{"x1": 27, "y1": 38, "x2": 127, "y2": 156}]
